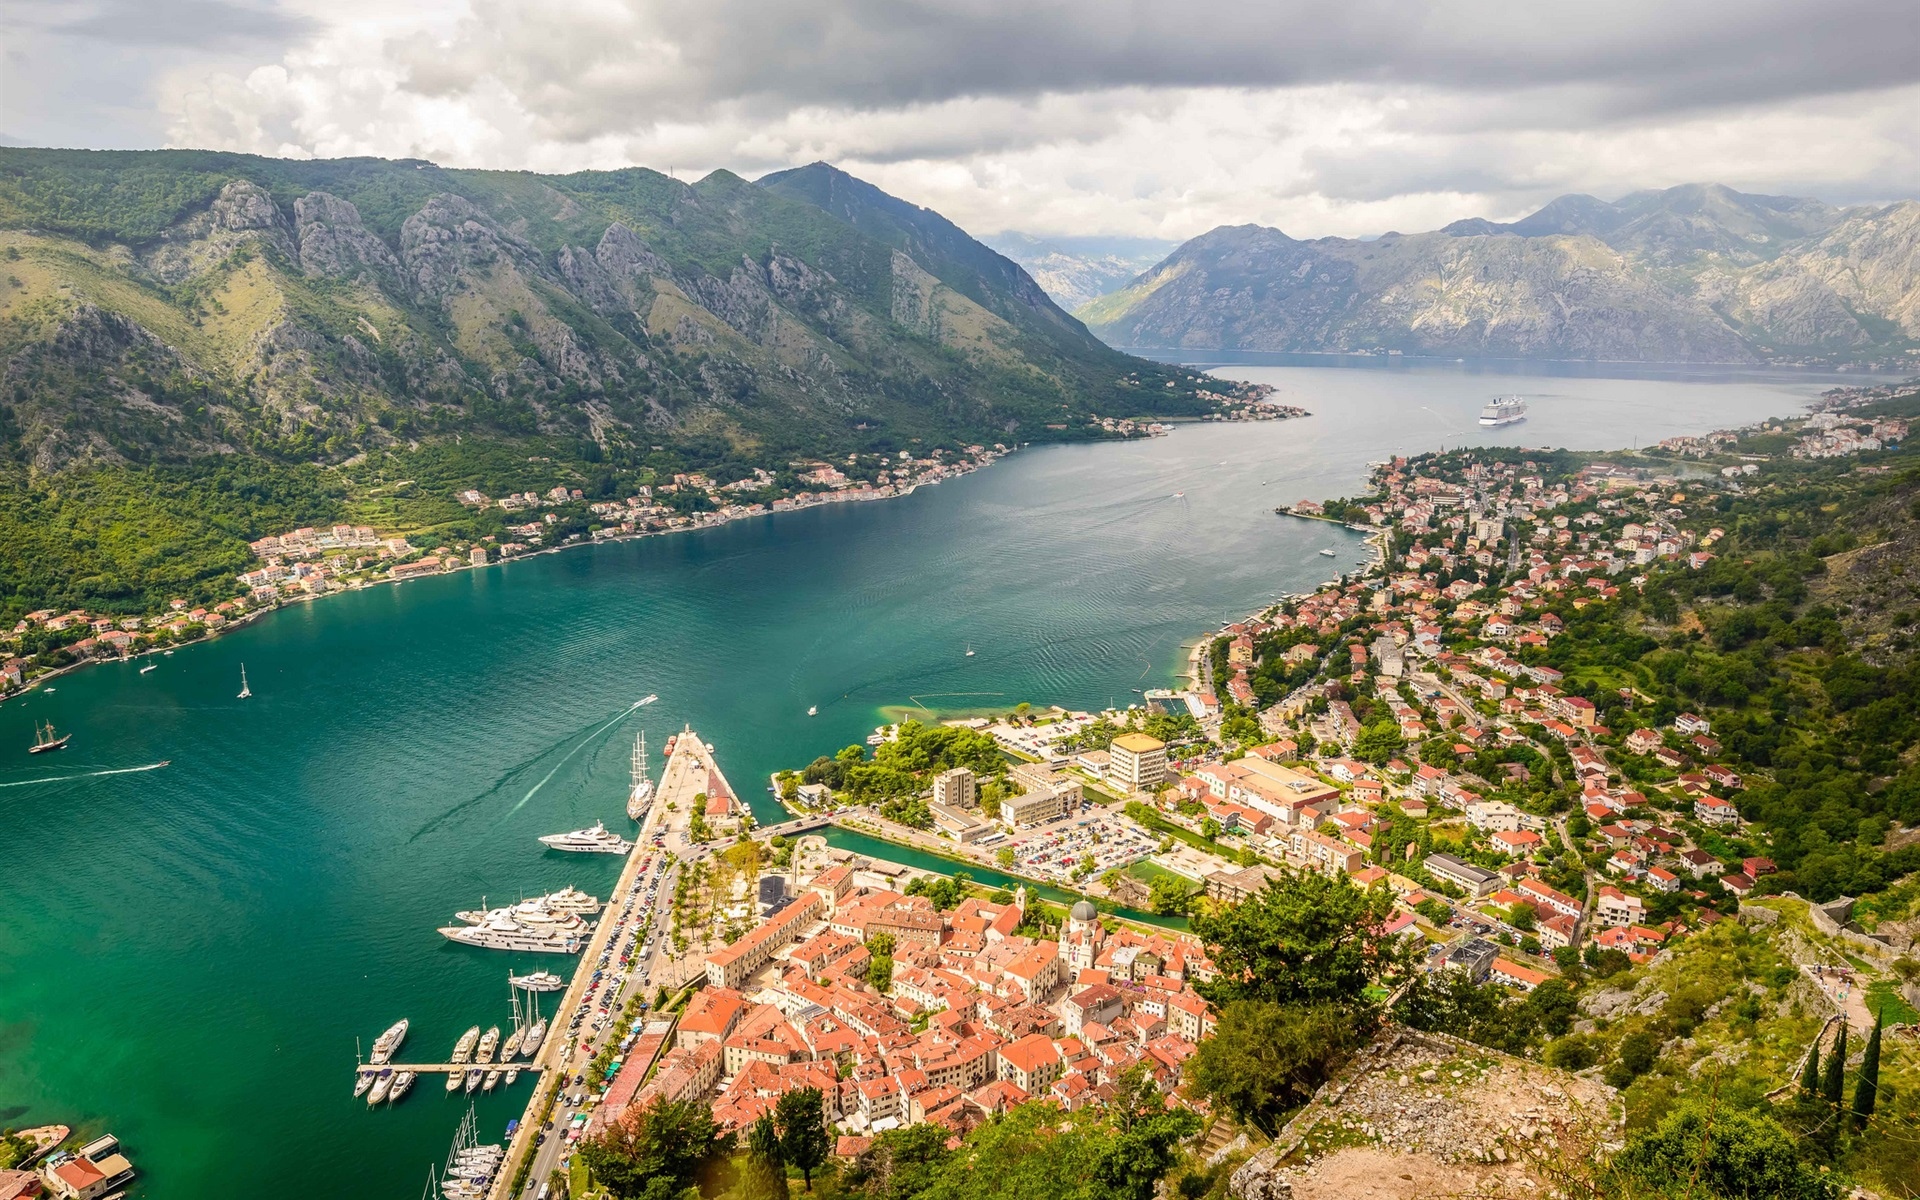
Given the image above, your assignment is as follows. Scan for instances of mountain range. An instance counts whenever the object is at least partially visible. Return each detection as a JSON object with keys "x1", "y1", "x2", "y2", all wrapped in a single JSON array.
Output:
[
  {"x1": 1076, "y1": 184, "x2": 1920, "y2": 364},
  {"x1": 0, "y1": 150, "x2": 1212, "y2": 476}
]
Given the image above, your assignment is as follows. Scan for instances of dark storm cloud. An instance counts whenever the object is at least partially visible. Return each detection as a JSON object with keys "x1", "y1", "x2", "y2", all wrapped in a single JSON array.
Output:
[{"x1": 441, "y1": 0, "x2": 1920, "y2": 136}]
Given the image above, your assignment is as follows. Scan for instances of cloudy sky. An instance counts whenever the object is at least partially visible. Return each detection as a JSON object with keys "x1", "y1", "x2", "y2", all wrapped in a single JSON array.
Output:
[{"x1": 5, "y1": 0, "x2": 1918, "y2": 240}]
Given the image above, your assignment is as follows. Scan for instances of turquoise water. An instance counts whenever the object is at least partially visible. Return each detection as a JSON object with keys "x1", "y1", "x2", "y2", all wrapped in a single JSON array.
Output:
[{"x1": 0, "y1": 364, "x2": 1854, "y2": 1197}]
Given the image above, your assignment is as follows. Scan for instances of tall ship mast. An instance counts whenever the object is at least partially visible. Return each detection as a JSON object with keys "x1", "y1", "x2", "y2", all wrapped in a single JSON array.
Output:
[
  {"x1": 29, "y1": 721, "x2": 71, "y2": 754},
  {"x1": 627, "y1": 731, "x2": 655, "y2": 820}
]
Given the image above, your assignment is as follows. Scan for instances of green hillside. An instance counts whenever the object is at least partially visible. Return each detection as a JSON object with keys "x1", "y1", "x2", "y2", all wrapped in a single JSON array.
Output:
[{"x1": 0, "y1": 148, "x2": 1231, "y2": 622}]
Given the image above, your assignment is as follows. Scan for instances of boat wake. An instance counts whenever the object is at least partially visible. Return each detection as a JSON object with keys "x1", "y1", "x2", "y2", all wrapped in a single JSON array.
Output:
[
  {"x1": 408, "y1": 698, "x2": 652, "y2": 841},
  {"x1": 0, "y1": 761, "x2": 171, "y2": 788}
]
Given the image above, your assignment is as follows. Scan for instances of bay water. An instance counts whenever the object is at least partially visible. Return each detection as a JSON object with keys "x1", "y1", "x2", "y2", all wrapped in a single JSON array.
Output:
[{"x1": 0, "y1": 362, "x2": 1870, "y2": 1197}]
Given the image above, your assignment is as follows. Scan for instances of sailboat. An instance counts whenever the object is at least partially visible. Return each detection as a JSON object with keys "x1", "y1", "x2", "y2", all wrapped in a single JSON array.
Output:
[
  {"x1": 237, "y1": 664, "x2": 252, "y2": 699},
  {"x1": 965, "y1": 643, "x2": 975, "y2": 657},
  {"x1": 626, "y1": 732, "x2": 654, "y2": 820},
  {"x1": 29, "y1": 722, "x2": 70, "y2": 754}
]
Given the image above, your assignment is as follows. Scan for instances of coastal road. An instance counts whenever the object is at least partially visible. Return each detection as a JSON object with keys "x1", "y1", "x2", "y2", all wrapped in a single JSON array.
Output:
[{"x1": 506, "y1": 733, "x2": 721, "y2": 1197}]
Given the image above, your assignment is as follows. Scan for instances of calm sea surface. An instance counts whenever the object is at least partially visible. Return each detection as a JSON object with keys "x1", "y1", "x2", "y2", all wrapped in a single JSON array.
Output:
[{"x1": 0, "y1": 362, "x2": 1875, "y2": 1197}]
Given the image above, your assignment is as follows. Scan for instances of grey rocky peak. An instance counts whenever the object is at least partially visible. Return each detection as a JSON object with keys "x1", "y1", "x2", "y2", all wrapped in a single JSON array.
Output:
[{"x1": 294, "y1": 192, "x2": 402, "y2": 284}]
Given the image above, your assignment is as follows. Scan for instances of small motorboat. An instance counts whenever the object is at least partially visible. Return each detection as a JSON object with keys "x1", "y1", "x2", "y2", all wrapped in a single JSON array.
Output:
[
  {"x1": 1319, "y1": 548, "x2": 1337, "y2": 557},
  {"x1": 807, "y1": 706, "x2": 818, "y2": 716},
  {"x1": 367, "y1": 1068, "x2": 394, "y2": 1105},
  {"x1": 388, "y1": 1071, "x2": 415, "y2": 1103},
  {"x1": 139, "y1": 663, "x2": 158, "y2": 674},
  {"x1": 353, "y1": 1070, "x2": 376, "y2": 1098}
]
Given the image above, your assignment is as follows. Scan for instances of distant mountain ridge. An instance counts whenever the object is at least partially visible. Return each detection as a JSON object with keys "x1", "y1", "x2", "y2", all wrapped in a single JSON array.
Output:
[
  {"x1": 1079, "y1": 183, "x2": 1920, "y2": 364},
  {"x1": 982, "y1": 233, "x2": 1180, "y2": 312},
  {"x1": 0, "y1": 149, "x2": 1209, "y2": 475}
]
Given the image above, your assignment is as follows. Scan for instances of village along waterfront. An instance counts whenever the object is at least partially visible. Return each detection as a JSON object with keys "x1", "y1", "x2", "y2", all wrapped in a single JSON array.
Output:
[{"x1": 0, "y1": 364, "x2": 1862, "y2": 1199}]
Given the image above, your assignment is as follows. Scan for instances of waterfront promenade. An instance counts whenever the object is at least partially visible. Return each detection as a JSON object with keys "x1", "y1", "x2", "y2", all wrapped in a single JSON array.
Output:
[{"x1": 493, "y1": 729, "x2": 728, "y2": 1197}]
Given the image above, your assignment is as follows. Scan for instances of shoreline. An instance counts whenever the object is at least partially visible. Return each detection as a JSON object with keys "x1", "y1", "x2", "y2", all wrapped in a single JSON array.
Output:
[{"x1": 3, "y1": 443, "x2": 1027, "y2": 706}]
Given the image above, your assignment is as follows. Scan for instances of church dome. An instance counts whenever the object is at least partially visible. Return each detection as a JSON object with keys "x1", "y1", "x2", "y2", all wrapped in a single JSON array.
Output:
[{"x1": 1070, "y1": 898, "x2": 1099, "y2": 923}]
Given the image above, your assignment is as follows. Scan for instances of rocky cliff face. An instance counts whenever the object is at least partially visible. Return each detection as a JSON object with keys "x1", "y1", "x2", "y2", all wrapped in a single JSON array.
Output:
[
  {"x1": 1082, "y1": 184, "x2": 1920, "y2": 363},
  {"x1": 0, "y1": 149, "x2": 1192, "y2": 472}
]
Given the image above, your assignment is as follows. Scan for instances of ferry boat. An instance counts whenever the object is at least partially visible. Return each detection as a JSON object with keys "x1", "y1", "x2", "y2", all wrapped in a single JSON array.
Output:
[
  {"x1": 369, "y1": 1018, "x2": 409, "y2": 1064},
  {"x1": 1478, "y1": 395, "x2": 1528, "y2": 427},
  {"x1": 509, "y1": 970, "x2": 565, "y2": 992},
  {"x1": 626, "y1": 732, "x2": 655, "y2": 821},
  {"x1": 537, "y1": 820, "x2": 633, "y2": 855},
  {"x1": 450, "y1": 1026, "x2": 482, "y2": 1064},
  {"x1": 28, "y1": 722, "x2": 70, "y2": 754},
  {"x1": 388, "y1": 1070, "x2": 415, "y2": 1103}
]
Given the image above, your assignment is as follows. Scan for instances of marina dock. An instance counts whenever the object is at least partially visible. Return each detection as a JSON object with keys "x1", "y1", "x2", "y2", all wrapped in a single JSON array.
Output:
[{"x1": 488, "y1": 728, "x2": 724, "y2": 1198}]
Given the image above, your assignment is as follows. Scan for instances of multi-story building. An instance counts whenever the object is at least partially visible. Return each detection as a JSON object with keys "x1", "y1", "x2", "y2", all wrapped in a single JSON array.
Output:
[
  {"x1": 932, "y1": 767, "x2": 977, "y2": 809},
  {"x1": 1108, "y1": 733, "x2": 1168, "y2": 793},
  {"x1": 704, "y1": 893, "x2": 823, "y2": 988}
]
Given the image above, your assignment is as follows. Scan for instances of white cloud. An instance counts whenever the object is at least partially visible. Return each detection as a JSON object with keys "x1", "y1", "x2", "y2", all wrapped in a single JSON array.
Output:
[{"x1": 13, "y1": 0, "x2": 1920, "y2": 239}]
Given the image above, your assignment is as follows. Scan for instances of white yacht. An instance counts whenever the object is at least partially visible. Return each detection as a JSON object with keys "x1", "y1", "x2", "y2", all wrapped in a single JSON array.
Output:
[
  {"x1": 444, "y1": 1069, "x2": 465, "y2": 1094},
  {"x1": 482, "y1": 1069, "x2": 500, "y2": 1093},
  {"x1": 1479, "y1": 395, "x2": 1528, "y2": 427},
  {"x1": 463, "y1": 1068, "x2": 483, "y2": 1094},
  {"x1": 539, "y1": 887, "x2": 602, "y2": 916},
  {"x1": 369, "y1": 1018, "x2": 408, "y2": 1065},
  {"x1": 500, "y1": 1027, "x2": 524, "y2": 1061},
  {"x1": 537, "y1": 820, "x2": 633, "y2": 855},
  {"x1": 388, "y1": 1071, "x2": 415, "y2": 1103},
  {"x1": 353, "y1": 1070, "x2": 376, "y2": 1098},
  {"x1": 626, "y1": 732, "x2": 655, "y2": 821},
  {"x1": 449, "y1": 1026, "x2": 481, "y2": 1064},
  {"x1": 520, "y1": 1015, "x2": 547, "y2": 1057},
  {"x1": 509, "y1": 970, "x2": 565, "y2": 992},
  {"x1": 367, "y1": 1068, "x2": 394, "y2": 1105},
  {"x1": 476, "y1": 1026, "x2": 500, "y2": 1064},
  {"x1": 504, "y1": 1067, "x2": 520, "y2": 1086}
]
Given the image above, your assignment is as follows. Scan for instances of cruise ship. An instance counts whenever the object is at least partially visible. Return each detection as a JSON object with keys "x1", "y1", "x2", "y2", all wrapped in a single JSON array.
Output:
[
  {"x1": 626, "y1": 732, "x2": 655, "y2": 820},
  {"x1": 537, "y1": 820, "x2": 633, "y2": 854},
  {"x1": 1479, "y1": 395, "x2": 1528, "y2": 427},
  {"x1": 438, "y1": 913, "x2": 583, "y2": 954}
]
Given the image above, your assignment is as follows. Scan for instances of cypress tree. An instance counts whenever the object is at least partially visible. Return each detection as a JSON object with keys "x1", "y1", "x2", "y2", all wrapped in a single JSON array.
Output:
[
  {"x1": 1852, "y1": 1008, "x2": 1883, "y2": 1129},
  {"x1": 1799, "y1": 1034, "x2": 1822, "y2": 1095},
  {"x1": 1821, "y1": 1019, "x2": 1848, "y2": 1108}
]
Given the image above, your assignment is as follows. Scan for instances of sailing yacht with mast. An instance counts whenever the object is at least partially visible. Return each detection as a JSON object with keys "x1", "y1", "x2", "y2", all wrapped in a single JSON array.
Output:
[
  {"x1": 237, "y1": 664, "x2": 252, "y2": 699},
  {"x1": 626, "y1": 732, "x2": 655, "y2": 820},
  {"x1": 28, "y1": 722, "x2": 70, "y2": 754}
]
